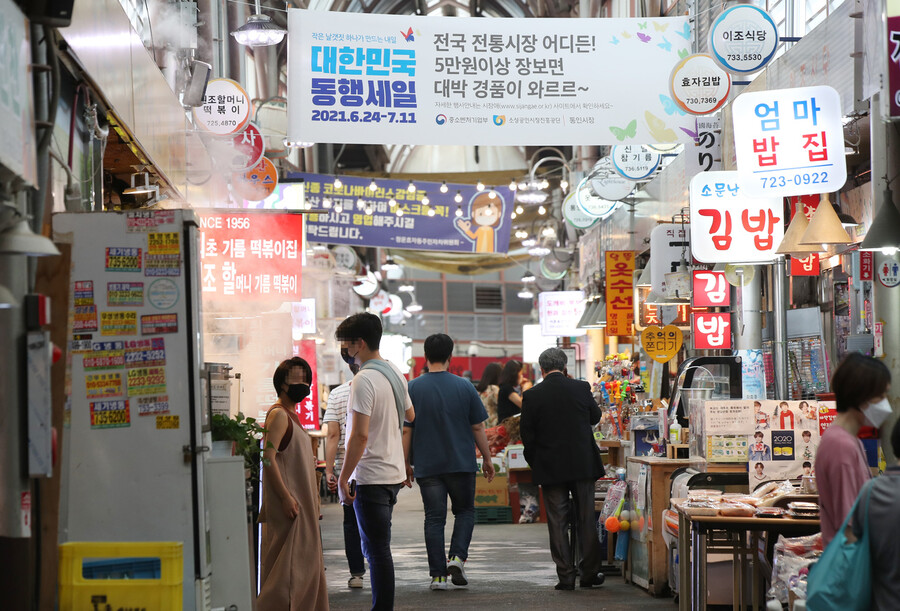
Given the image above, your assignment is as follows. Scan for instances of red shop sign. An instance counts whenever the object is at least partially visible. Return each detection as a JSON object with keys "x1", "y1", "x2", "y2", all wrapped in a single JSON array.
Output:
[
  {"x1": 692, "y1": 270, "x2": 730, "y2": 307},
  {"x1": 198, "y1": 212, "x2": 303, "y2": 302},
  {"x1": 692, "y1": 312, "x2": 732, "y2": 350},
  {"x1": 790, "y1": 254, "x2": 820, "y2": 276},
  {"x1": 860, "y1": 251, "x2": 874, "y2": 281},
  {"x1": 294, "y1": 339, "x2": 320, "y2": 430}
]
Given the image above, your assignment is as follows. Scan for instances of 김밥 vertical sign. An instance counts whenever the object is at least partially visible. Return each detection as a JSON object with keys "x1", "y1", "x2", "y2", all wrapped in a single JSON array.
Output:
[
  {"x1": 732, "y1": 85, "x2": 847, "y2": 198},
  {"x1": 689, "y1": 171, "x2": 783, "y2": 263},
  {"x1": 539, "y1": 291, "x2": 585, "y2": 337},
  {"x1": 287, "y1": 10, "x2": 699, "y2": 145},
  {"x1": 605, "y1": 251, "x2": 635, "y2": 336},
  {"x1": 790, "y1": 254, "x2": 820, "y2": 276},
  {"x1": 692, "y1": 312, "x2": 732, "y2": 349},
  {"x1": 197, "y1": 212, "x2": 303, "y2": 302},
  {"x1": 692, "y1": 270, "x2": 730, "y2": 307}
]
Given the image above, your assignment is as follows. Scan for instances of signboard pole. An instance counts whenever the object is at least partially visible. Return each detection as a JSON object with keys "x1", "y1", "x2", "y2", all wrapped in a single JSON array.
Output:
[{"x1": 772, "y1": 257, "x2": 789, "y2": 399}]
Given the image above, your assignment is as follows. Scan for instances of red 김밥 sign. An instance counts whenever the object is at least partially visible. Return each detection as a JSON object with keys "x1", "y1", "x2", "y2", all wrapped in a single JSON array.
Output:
[
  {"x1": 294, "y1": 339, "x2": 320, "y2": 430},
  {"x1": 198, "y1": 212, "x2": 303, "y2": 302},
  {"x1": 692, "y1": 312, "x2": 732, "y2": 349},
  {"x1": 692, "y1": 270, "x2": 730, "y2": 307}
]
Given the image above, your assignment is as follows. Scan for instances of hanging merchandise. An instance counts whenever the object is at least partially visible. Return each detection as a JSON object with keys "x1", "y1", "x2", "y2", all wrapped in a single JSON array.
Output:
[{"x1": 709, "y1": 5, "x2": 779, "y2": 74}]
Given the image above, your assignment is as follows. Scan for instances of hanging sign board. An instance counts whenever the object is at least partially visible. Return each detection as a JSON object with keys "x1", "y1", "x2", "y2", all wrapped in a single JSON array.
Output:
[
  {"x1": 611, "y1": 145, "x2": 660, "y2": 180},
  {"x1": 685, "y1": 114, "x2": 723, "y2": 176},
  {"x1": 539, "y1": 291, "x2": 586, "y2": 337},
  {"x1": 790, "y1": 254, "x2": 820, "y2": 276},
  {"x1": 887, "y1": 1, "x2": 900, "y2": 117},
  {"x1": 649, "y1": 224, "x2": 689, "y2": 295},
  {"x1": 224, "y1": 122, "x2": 266, "y2": 172},
  {"x1": 710, "y1": 6, "x2": 779, "y2": 74},
  {"x1": 193, "y1": 78, "x2": 252, "y2": 135},
  {"x1": 287, "y1": 9, "x2": 699, "y2": 145},
  {"x1": 732, "y1": 85, "x2": 847, "y2": 198},
  {"x1": 692, "y1": 312, "x2": 732, "y2": 349},
  {"x1": 689, "y1": 171, "x2": 784, "y2": 263},
  {"x1": 563, "y1": 191, "x2": 599, "y2": 229},
  {"x1": 692, "y1": 270, "x2": 730, "y2": 307},
  {"x1": 860, "y1": 250, "x2": 875, "y2": 281},
  {"x1": 605, "y1": 250, "x2": 635, "y2": 336},
  {"x1": 232, "y1": 157, "x2": 278, "y2": 202},
  {"x1": 589, "y1": 157, "x2": 636, "y2": 201},
  {"x1": 669, "y1": 54, "x2": 732, "y2": 115},
  {"x1": 576, "y1": 177, "x2": 620, "y2": 218},
  {"x1": 641, "y1": 325, "x2": 683, "y2": 363}
]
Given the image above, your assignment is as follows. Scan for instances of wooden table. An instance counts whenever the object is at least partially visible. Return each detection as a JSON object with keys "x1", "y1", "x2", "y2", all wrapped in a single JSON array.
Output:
[
  {"x1": 674, "y1": 504, "x2": 820, "y2": 611},
  {"x1": 625, "y1": 457, "x2": 693, "y2": 596},
  {"x1": 598, "y1": 439, "x2": 629, "y2": 469}
]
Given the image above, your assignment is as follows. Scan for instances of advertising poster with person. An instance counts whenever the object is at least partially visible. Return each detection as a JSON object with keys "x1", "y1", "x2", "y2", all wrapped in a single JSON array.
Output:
[{"x1": 749, "y1": 400, "x2": 820, "y2": 486}]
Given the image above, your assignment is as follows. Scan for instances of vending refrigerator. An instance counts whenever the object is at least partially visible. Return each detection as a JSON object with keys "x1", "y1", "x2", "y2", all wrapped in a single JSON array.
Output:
[{"x1": 54, "y1": 210, "x2": 212, "y2": 610}]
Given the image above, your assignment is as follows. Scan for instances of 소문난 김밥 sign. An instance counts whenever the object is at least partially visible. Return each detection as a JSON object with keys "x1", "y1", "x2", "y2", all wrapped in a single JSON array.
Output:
[{"x1": 287, "y1": 9, "x2": 700, "y2": 146}]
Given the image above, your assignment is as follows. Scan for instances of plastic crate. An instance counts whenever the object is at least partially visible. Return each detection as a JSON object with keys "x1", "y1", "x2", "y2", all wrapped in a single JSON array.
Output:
[
  {"x1": 474, "y1": 505, "x2": 513, "y2": 524},
  {"x1": 59, "y1": 542, "x2": 183, "y2": 611}
]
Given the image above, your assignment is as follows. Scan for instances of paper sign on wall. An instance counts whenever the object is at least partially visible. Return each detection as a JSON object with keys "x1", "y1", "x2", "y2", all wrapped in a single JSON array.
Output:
[
  {"x1": 539, "y1": 291, "x2": 586, "y2": 337},
  {"x1": 287, "y1": 10, "x2": 699, "y2": 146},
  {"x1": 732, "y1": 85, "x2": 847, "y2": 198}
]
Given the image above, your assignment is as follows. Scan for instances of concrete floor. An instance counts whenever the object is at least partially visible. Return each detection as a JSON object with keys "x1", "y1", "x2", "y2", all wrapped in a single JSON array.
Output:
[{"x1": 322, "y1": 485, "x2": 677, "y2": 610}]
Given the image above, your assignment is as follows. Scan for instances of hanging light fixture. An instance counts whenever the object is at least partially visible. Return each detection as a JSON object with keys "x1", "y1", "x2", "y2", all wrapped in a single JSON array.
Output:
[
  {"x1": 455, "y1": 206, "x2": 463, "y2": 217},
  {"x1": 334, "y1": 202, "x2": 343, "y2": 214},
  {"x1": 576, "y1": 297, "x2": 599, "y2": 329},
  {"x1": 382, "y1": 257, "x2": 399, "y2": 271},
  {"x1": 560, "y1": 177, "x2": 569, "y2": 192},
  {"x1": 775, "y1": 207, "x2": 819, "y2": 256},
  {"x1": 859, "y1": 187, "x2": 900, "y2": 255},
  {"x1": 364, "y1": 204, "x2": 374, "y2": 215},
  {"x1": 489, "y1": 189, "x2": 497, "y2": 199},
  {"x1": 440, "y1": 181, "x2": 449, "y2": 194},
  {"x1": 521, "y1": 270, "x2": 536, "y2": 283},
  {"x1": 800, "y1": 193, "x2": 853, "y2": 246},
  {"x1": 407, "y1": 180, "x2": 416, "y2": 193},
  {"x1": 356, "y1": 197, "x2": 366, "y2": 210},
  {"x1": 123, "y1": 172, "x2": 158, "y2": 197},
  {"x1": 538, "y1": 205, "x2": 547, "y2": 215},
  {"x1": 515, "y1": 205, "x2": 524, "y2": 215},
  {"x1": 368, "y1": 178, "x2": 378, "y2": 191},
  {"x1": 333, "y1": 176, "x2": 343, "y2": 189},
  {"x1": 322, "y1": 196, "x2": 332, "y2": 209},
  {"x1": 389, "y1": 197, "x2": 397, "y2": 207},
  {"x1": 231, "y1": 0, "x2": 287, "y2": 47},
  {"x1": 476, "y1": 180, "x2": 485, "y2": 191},
  {"x1": 517, "y1": 284, "x2": 534, "y2": 299},
  {"x1": 592, "y1": 301, "x2": 607, "y2": 328},
  {"x1": 454, "y1": 191, "x2": 463, "y2": 203},
  {"x1": 421, "y1": 192, "x2": 430, "y2": 206},
  {"x1": 427, "y1": 207, "x2": 436, "y2": 217},
  {"x1": 0, "y1": 283, "x2": 18, "y2": 309},
  {"x1": 636, "y1": 265, "x2": 652, "y2": 288},
  {"x1": 398, "y1": 282, "x2": 415, "y2": 293},
  {"x1": 396, "y1": 207, "x2": 404, "y2": 217},
  {"x1": 406, "y1": 298, "x2": 423, "y2": 313},
  {"x1": 0, "y1": 218, "x2": 60, "y2": 256},
  {"x1": 509, "y1": 179, "x2": 518, "y2": 191},
  {"x1": 511, "y1": 212, "x2": 518, "y2": 220}
]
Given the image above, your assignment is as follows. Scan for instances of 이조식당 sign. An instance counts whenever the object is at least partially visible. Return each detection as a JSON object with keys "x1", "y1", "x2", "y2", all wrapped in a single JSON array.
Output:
[
  {"x1": 287, "y1": 9, "x2": 699, "y2": 145},
  {"x1": 605, "y1": 251, "x2": 635, "y2": 336},
  {"x1": 709, "y1": 5, "x2": 779, "y2": 74},
  {"x1": 197, "y1": 212, "x2": 303, "y2": 302},
  {"x1": 732, "y1": 85, "x2": 847, "y2": 198},
  {"x1": 689, "y1": 171, "x2": 784, "y2": 263}
]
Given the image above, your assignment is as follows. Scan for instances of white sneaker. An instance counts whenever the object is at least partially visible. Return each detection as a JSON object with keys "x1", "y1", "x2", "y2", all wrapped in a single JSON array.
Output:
[
  {"x1": 430, "y1": 576, "x2": 448, "y2": 591},
  {"x1": 348, "y1": 575, "x2": 363, "y2": 589},
  {"x1": 447, "y1": 556, "x2": 468, "y2": 586}
]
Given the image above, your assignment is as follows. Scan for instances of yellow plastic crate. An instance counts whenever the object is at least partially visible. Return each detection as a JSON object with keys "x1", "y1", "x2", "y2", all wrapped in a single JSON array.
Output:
[{"x1": 59, "y1": 541, "x2": 183, "y2": 611}]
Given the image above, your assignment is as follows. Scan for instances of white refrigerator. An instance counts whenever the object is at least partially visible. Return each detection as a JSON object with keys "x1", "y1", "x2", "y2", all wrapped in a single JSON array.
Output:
[{"x1": 54, "y1": 210, "x2": 211, "y2": 610}]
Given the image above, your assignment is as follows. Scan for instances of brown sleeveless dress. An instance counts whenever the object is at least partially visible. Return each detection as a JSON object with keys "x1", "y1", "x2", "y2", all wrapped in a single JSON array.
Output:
[{"x1": 258, "y1": 406, "x2": 329, "y2": 610}]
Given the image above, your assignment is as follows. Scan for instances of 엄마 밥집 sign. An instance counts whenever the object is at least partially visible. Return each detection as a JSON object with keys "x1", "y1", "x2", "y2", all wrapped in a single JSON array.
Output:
[
  {"x1": 886, "y1": 1, "x2": 900, "y2": 117},
  {"x1": 709, "y1": 5, "x2": 779, "y2": 74},
  {"x1": 689, "y1": 171, "x2": 784, "y2": 263},
  {"x1": 197, "y1": 212, "x2": 303, "y2": 302},
  {"x1": 287, "y1": 10, "x2": 699, "y2": 145},
  {"x1": 732, "y1": 85, "x2": 847, "y2": 198},
  {"x1": 250, "y1": 175, "x2": 515, "y2": 254},
  {"x1": 605, "y1": 251, "x2": 635, "y2": 336}
]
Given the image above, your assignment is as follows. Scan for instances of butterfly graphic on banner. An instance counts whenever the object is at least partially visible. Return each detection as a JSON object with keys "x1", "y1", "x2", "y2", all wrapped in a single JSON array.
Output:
[
  {"x1": 611, "y1": 36, "x2": 620, "y2": 45},
  {"x1": 676, "y1": 22, "x2": 691, "y2": 40},
  {"x1": 680, "y1": 124, "x2": 700, "y2": 141},
  {"x1": 645, "y1": 111, "x2": 676, "y2": 141},
  {"x1": 678, "y1": 48, "x2": 689, "y2": 59},
  {"x1": 659, "y1": 94, "x2": 685, "y2": 116},
  {"x1": 653, "y1": 21, "x2": 668, "y2": 31},
  {"x1": 638, "y1": 21, "x2": 648, "y2": 29},
  {"x1": 637, "y1": 33, "x2": 651, "y2": 42},
  {"x1": 609, "y1": 119, "x2": 637, "y2": 141},
  {"x1": 657, "y1": 36, "x2": 672, "y2": 51}
]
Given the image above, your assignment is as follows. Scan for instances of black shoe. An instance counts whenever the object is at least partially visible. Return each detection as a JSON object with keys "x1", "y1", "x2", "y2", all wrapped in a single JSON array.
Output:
[
  {"x1": 555, "y1": 582, "x2": 575, "y2": 590},
  {"x1": 579, "y1": 573, "x2": 606, "y2": 588}
]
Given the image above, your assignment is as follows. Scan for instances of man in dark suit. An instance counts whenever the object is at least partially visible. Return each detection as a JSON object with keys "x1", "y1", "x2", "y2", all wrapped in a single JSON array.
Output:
[{"x1": 520, "y1": 347, "x2": 605, "y2": 591}]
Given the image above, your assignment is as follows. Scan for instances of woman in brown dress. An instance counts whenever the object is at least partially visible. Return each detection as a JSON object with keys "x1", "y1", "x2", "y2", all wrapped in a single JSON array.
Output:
[{"x1": 258, "y1": 357, "x2": 329, "y2": 610}]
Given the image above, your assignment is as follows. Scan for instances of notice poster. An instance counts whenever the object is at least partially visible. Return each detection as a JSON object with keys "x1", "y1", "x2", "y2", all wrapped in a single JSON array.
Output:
[
  {"x1": 749, "y1": 400, "x2": 820, "y2": 484},
  {"x1": 197, "y1": 212, "x2": 303, "y2": 302},
  {"x1": 287, "y1": 10, "x2": 698, "y2": 146},
  {"x1": 705, "y1": 400, "x2": 755, "y2": 462},
  {"x1": 89, "y1": 400, "x2": 131, "y2": 429},
  {"x1": 127, "y1": 367, "x2": 167, "y2": 397}
]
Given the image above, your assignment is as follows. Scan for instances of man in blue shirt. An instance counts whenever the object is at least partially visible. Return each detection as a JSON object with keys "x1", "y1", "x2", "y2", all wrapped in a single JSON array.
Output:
[{"x1": 405, "y1": 333, "x2": 495, "y2": 591}]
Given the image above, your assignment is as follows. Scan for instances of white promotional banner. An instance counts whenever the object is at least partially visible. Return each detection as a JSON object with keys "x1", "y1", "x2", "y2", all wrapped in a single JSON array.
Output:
[
  {"x1": 287, "y1": 9, "x2": 698, "y2": 145},
  {"x1": 539, "y1": 291, "x2": 586, "y2": 337},
  {"x1": 689, "y1": 171, "x2": 784, "y2": 263},
  {"x1": 732, "y1": 85, "x2": 847, "y2": 198}
]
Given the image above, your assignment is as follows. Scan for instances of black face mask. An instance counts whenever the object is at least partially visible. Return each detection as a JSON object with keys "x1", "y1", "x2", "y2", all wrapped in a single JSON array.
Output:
[
  {"x1": 348, "y1": 363, "x2": 360, "y2": 375},
  {"x1": 285, "y1": 383, "x2": 310, "y2": 403},
  {"x1": 341, "y1": 347, "x2": 358, "y2": 366}
]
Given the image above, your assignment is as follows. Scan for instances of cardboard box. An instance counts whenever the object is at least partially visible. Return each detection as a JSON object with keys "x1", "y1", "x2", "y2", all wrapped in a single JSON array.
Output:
[
  {"x1": 505, "y1": 444, "x2": 529, "y2": 470},
  {"x1": 475, "y1": 475, "x2": 509, "y2": 507}
]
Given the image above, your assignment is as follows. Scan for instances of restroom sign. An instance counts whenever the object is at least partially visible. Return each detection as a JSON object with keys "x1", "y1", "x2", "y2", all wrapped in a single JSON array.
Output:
[{"x1": 878, "y1": 256, "x2": 900, "y2": 288}]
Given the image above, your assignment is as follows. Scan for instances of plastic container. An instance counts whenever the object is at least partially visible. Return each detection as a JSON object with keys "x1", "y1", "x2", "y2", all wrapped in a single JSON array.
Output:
[
  {"x1": 59, "y1": 541, "x2": 183, "y2": 611},
  {"x1": 669, "y1": 421, "x2": 682, "y2": 444}
]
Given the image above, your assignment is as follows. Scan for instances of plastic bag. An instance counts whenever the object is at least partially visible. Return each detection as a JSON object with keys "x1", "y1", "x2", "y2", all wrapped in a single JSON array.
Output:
[{"x1": 767, "y1": 533, "x2": 823, "y2": 605}]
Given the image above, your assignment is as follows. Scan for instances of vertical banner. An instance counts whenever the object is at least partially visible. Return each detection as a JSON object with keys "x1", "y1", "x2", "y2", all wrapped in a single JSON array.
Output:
[
  {"x1": 605, "y1": 251, "x2": 635, "y2": 336},
  {"x1": 287, "y1": 10, "x2": 698, "y2": 145},
  {"x1": 692, "y1": 270, "x2": 730, "y2": 307},
  {"x1": 889, "y1": 0, "x2": 900, "y2": 117},
  {"x1": 692, "y1": 312, "x2": 732, "y2": 349},
  {"x1": 860, "y1": 250, "x2": 875, "y2": 281}
]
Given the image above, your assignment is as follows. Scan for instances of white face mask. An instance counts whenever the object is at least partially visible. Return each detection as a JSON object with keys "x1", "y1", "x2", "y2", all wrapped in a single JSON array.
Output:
[{"x1": 862, "y1": 397, "x2": 893, "y2": 429}]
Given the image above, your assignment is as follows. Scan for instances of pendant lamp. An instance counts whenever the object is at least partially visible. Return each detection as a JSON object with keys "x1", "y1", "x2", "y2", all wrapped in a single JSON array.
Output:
[
  {"x1": 0, "y1": 283, "x2": 17, "y2": 309},
  {"x1": 775, "y1": 207, "x2": 819, "y2": 256},
  {"x1": 576, "y1": 297, "x2": 599, "y2": 329},
  {"x1": 799, "y1": 194, "x2": 853, "y2": 246},
  {"x1": 859, "y1": 188, "x2": 900, "y2": 255},
  {"x1": 0, "y1": 219, "x2": 60, "y2": 256},
  {"x1": 593, "y1": 301, "x2": 608, "y2": 328},
  {"x1": 636, "y1": 265, "x2": 652, "y2": 288}
]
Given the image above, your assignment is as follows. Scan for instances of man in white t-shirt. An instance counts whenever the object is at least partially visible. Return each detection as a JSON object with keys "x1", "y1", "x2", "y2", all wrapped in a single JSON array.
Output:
[{"x1": 337, "y1": 313, "x2": 415, "y2": 611}]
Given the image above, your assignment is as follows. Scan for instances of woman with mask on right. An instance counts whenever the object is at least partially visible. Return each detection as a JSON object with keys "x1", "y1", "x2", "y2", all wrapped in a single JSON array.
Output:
[{"x1": 815, "y1": 353, "x2": 892, "y2": 546}]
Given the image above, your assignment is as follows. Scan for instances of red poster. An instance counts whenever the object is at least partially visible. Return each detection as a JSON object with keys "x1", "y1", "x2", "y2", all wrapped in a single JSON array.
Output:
[
  {"x1": 294, "y1": 339, "x2": 320, "y2": 430},
  {"x1": 692, "y1": 312, "x2": 732, "y2": 350},
  {"x1": 198, "y1": 212, "x2": 303, "y2": 302},
  {"x1": 790, "y1": 254, "x2": 820, "y2": 276},
  {"x1": 692, "y1": 270, "x2": 730, "y2": 307},
  {"x1": 860, "y1": 250, "x2": 874, "y2": 281},
  {"x1": 818, "y1": 406, "x2": 837, "y2": 436},
  {"x1": 889, "y1": 14, "x2": 900, "y2": 117}
]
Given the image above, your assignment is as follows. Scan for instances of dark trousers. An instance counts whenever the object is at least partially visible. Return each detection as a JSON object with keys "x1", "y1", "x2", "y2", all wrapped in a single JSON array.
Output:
[
  {"x1": 343, "y1": 502, "x2": 366, "y2": 576},
  {"x1": 354, "y1": 483, "x2": 402, "y2": 611},
  {"x1": 417, "y1": 472, "x2": 477, "y2": 577},
  {"x1": 542, "y1": 479, "x2": 603, "y2": 585}
]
